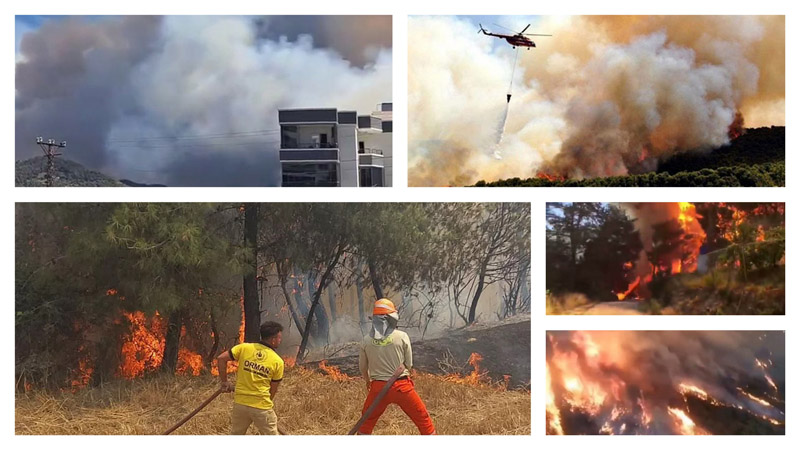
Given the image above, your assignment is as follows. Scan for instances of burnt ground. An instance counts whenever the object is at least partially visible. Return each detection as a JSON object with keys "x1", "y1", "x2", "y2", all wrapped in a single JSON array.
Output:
[{"x1": 304, "y1": 318, "x2": 531, "y2": 389}]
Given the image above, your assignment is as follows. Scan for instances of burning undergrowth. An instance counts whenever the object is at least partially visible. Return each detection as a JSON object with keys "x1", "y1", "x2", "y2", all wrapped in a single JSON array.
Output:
[
  {"x1": 546, "y1": 331, "x2": 785, "y2": 435},
  {"x1": 16, "y1": 365, "x2": 530, "y2": 435},
  {"x1": 303, "y1": 318, "x2": 531, "y2": 390}
]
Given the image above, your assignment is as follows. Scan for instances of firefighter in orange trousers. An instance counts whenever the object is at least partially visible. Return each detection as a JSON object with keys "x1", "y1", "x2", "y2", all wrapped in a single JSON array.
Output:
[{"x1": 357, "y1": 299, "x2": 436, "y2": 435}]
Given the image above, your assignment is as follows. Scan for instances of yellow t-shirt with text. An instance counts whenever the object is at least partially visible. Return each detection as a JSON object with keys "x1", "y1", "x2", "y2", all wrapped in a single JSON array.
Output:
[{"x1": 230, "y1": 343, "x2": 284, "y2": 410}]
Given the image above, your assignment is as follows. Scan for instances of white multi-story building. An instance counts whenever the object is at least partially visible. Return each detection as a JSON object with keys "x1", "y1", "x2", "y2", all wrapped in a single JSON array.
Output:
[{"x1": 278, "y1": 103, "x2": 392, "y2": 187}]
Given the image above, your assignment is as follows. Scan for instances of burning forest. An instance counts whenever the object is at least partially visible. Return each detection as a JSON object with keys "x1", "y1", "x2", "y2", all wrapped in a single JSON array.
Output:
[
  {"x1": 546, "y1": 331, "x2": 785, "y2": 435},
  {"x1": 408, "y1": 16, "x2": 785, "y2": 187},
  {"x1": 16, "y1": 202, "x2": 531, "y2": 435},
  {"x1": 546, "y1": 202, "x2": 784, "y2": 315}
]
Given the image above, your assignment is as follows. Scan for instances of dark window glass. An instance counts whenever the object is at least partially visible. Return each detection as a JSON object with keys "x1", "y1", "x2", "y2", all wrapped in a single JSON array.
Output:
[
  {"x1": 280, "y1": 125, "x2": 298, "y2": 148},
  {"x1": 359, "y1": 167, "x2": 384, "y2": 187},
  {"x1": 282, "y1": 163, "x2": 339, "y2": 187}
]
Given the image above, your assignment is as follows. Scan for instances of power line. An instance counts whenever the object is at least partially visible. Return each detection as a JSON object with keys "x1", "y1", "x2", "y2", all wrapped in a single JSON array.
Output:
[
  {"x1": 35, "y1": 136, "x2": 66, "y2": 187},
  {"x1": 106, "y1": 129, "x2": 281, "y2": 143}
]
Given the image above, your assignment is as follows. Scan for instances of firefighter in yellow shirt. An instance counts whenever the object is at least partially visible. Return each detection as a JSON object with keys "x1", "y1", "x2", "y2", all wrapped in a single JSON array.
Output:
[{"x1": 216, "y1": 321, "x2": 284, "y2": 435}]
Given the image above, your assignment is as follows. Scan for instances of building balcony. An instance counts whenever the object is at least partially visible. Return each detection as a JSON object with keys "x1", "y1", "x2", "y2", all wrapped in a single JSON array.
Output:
[
  {"x1": 359, "y1": 154, "x2": 384, "y2": 167},
  {"x1": 281, "y1": 141, "x2": 338, "y2": 150},
  {"x1": 357, "y1": 115, "x2": 383, "y2": 133},
  {"x1": 358, "y1": 147, "x2": 384, "y2": 156},
  {"x1": 279, "y1": 148, "x2": 340, "y2": 162}
]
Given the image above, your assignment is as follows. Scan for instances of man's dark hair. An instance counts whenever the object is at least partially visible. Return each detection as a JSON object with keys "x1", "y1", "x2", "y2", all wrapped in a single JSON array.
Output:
[{"x1": 260, "y1": 321, "x2": 283, "y2": 341}]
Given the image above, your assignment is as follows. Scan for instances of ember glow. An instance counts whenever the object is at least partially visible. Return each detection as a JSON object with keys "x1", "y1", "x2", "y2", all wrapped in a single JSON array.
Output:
[{"x1": 546, "y1": 331, "x2": 785, "y2": 435}]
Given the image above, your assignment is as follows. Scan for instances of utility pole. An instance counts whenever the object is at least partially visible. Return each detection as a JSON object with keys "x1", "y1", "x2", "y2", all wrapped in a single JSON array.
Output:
[{"x1": 36, "y1": 137, "x2": 66, "y2": 187}]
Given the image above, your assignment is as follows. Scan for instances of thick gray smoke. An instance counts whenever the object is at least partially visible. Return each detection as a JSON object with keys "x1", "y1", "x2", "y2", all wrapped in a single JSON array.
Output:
[
  {"x1": 15, "y1": 16, "x2": 392, "y2": 186},
  {"x1": 408, "y1": 16, "x2": 784, "y2": 186}
]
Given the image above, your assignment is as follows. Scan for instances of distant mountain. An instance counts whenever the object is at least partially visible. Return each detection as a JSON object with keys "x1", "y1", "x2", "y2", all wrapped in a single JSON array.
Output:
[
  {"x1": 119, "y1": 179, "x2": 167, "y2": 187},
  {"x1": 475, "y1": 126, "x2": 785, "y2": 187},
  {"x1": 15, "y1": 157, "x2": 165, "y2": 187}
]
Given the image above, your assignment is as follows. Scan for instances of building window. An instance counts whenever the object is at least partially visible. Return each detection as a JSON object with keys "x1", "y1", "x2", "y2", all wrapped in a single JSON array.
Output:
[
  {"x1": 359, "y1": 167, "x2": 384, "y2": 187},
  {"x1": 282, "y1": 163, "x2": 339, "y2": 187},
  {"x1": 280, "y1": 125, "x2": 298, "y2": 148}
]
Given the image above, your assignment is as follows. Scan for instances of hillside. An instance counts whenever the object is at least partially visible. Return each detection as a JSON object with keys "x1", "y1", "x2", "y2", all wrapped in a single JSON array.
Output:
[
  {"x1": 15, "y1": 157, "x2": 165, "y2": 187},
  {"x1": 476, "y1": 126, "x2": 785, "y2": 187},
  {"x1": 15, "y1": 368, "x2": 530, "y2": 435}
]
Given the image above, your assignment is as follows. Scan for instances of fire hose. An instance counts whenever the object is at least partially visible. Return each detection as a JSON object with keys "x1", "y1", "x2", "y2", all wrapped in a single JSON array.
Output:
[
  {"x1": 163, "y1": 364, "x2": 405, "y2": 435},
  {"x1": 347, "y1": 365, "x2": 406, "y2": 435},
  {"x1": 163, "y1": 386, "x2": 224, "y2": 435},
  {"x1": 162, "y1": 386, "x2": 287, "y2": 435}
]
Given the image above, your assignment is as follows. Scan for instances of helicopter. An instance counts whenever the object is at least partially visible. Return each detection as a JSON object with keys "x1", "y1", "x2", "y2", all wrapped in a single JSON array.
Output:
[{"x1": 478, "y1": 23, "x2": 551, "y2": 49}]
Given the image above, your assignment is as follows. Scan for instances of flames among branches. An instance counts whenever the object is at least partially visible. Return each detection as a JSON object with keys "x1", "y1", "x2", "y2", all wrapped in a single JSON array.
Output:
[{"x1": 546, "y1": 331, "x2": 785, "y2": 435}]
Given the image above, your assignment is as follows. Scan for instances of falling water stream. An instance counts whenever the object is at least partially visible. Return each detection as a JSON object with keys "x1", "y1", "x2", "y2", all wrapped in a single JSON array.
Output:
[{"x1": 492, "y1": 48, "x2": 519, "y2": 160}]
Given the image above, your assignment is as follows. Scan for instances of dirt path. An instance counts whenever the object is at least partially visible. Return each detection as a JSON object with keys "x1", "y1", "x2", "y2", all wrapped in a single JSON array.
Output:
[{"x1": 566, "y1": 300, "x2": 644, "y2": 315}]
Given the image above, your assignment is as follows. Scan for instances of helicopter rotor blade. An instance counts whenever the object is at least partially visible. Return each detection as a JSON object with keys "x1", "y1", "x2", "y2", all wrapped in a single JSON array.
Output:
[
  {"x1": 492, "y1": 23, "x2": 518, "y2": 33},
  {"x1": 519, "y1": 24, "x2": 531, "y2": 34},
  {"x1": 523, "y1": 33, "x2": 552, "y2": 36}
]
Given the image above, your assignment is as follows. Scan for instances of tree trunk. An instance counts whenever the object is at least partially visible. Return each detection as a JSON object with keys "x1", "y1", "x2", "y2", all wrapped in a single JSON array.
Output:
[
  {"x1": 162, "y1": 309, "x2": 183, "y2": 373},
  {"x1": 327, "y1": 284, "x2": 338, "y2": 322},
  {"x1": 355, "y1": 258, "x2": 366, "y2": 333},
  {"x1": 368, "y1": 258, "x2": 384, "y2": 298},
  {"x1": 307, "y1": 270, "x2": 330, "y2": 341},
  {"x1": 206, "y1": 309, "x2": 220, "y2": 365},
  {"x1": 297, "y1": 243, "x2": 345, "y2": 361},
  {"x1": 280, "y1": 278, "x2": 305, "y2": 335},
  {"x1": 243, "y1": 203, "x2": 260, "y2": 343},
  {"x1": 467, "y1": 257, "x2": 490, "y2": 324}
]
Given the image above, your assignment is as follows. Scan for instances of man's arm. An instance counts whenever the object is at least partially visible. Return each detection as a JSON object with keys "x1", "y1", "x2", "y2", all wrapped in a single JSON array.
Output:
[
  {"x1": 216, "y1": 350, "x2": 234, "y2": 392},
  {"x1": 270, "y1": 381, "x2": 281, "y2": 401},
  {"x1": 403, "y1": 334, "x2": 413, "y2": 371},
  {"x1": 359, "y1": 343, "x2": 370, "y2": 390}
]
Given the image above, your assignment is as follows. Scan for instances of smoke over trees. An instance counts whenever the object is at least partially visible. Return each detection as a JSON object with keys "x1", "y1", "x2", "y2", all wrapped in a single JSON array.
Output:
[
  {"x1": 15, "y1": 16, "x2": 392, "y2": 186},
  {"x1": 409, "y1": 15, "x2": 784, "y2": 186},
  {"x1": 546, "y1": 202, "x2": 785, "y2": 314}
]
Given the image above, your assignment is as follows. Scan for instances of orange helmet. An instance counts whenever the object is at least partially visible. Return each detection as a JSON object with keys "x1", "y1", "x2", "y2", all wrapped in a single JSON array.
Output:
[{"x1": 373, "y1": 298, "x2": 397, "y2": 315}]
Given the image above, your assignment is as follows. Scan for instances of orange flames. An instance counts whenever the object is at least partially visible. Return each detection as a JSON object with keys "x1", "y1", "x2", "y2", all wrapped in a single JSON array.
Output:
[
  {"x1": 616, "y1": 276, "x2": 641, "y2": 301},
  {"x1": 69, "y1": 346, "x2": 94, "y2": 391},
  {"x1": 728, "y1": 111, "x2": 744, "y2": 140},
  {"x1": 546, "y1": 331, "x2": 784, "y2": 435},
  {"x1": 536, "y1": 172, "x2": 565, "y2": 182},
  {"x1": 118, "y1": 311, "x2": 165, "y2": 378},
  {"x1": 614, "y1": 202, "x2": 706, "y2": 300},
  {"x1": 318, "y1": 360, "x2": 353, "y2": 381},
  {"x1": 61, "y1": 288, "x2": 250, "y2": 388},
  {"x1": 442, "y1": 352, "x2": 492, "y2": 386},
  {"x1": 117, "y1": 311, "x2": 208, "y2": 379}
]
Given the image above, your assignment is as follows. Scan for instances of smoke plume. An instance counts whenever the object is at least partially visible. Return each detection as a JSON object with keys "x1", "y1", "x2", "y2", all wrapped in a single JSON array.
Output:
[
  {"x1": 408, "y1": 16, "x2": 784, "y2": 186},
  {"x1": 15, "y1": 16, "x2": 392, "y2": 186}
]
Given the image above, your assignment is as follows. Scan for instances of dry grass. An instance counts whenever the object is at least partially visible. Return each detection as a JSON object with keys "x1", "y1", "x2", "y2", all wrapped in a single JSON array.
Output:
[{"x1": 15, "y1": 367, "x2": 530, "y2": 435}]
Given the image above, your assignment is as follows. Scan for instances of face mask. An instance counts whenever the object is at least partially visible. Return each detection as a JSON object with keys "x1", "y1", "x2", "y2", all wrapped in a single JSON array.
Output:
[{"x1": 371, "y1": 313, "x2": 398, "y2": 340}]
